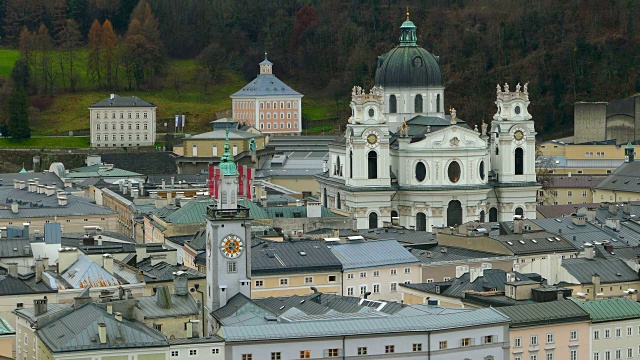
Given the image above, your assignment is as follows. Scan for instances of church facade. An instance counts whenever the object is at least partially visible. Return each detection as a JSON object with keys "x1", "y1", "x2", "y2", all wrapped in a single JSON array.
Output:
[{"x1": 316, "y1": 15, "x2": 539, "y2": 230}]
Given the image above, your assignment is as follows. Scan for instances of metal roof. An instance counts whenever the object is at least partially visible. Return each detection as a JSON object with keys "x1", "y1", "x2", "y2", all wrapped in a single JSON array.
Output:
[
  {"x1": 571, "y1": 298, "x2": 640, "y2": 322},
  {"x1": 0, "y1": 188, "x2": 117, "y2": 219},
  {"x1": 496, "y1": 300, "x2": 590, "y2": 328},
  {"x1": 163, "y1": 200, "x2": 215, "y2": 224},
  {"x1": 99, "y1": 152, "x2": 178, "y2": 176},
  {"x1": 547, "y1": 175, "x2": 607, "y2": 188},
  {"x1": 59, "y1": 255, "x2": 123, "y2": 289},
  {"x1": 0, "y1": 172, "x2": 63, "y2": 188},
  {"x1": 330, "y1": 239, "x2": 421, "y2": 270},
  {"x1": 36, "y1": 303, "x2": 168, "y2": 353},
  {"x1": 0, "y1": 317, "x2": 14, "y2": 335},
  {"x1": 90, "y1": 94, "x2": 155, "y2": 108},
  {"x1": 186, "y1": 129, "x2": 265, "y2": 140},
  {"x1": 528, "y1": 218, "x2": 627, "y2": 248},
  {"x1": 561, "y1": 257, "x2": 639, "y2": 284},
  {"x1": 14, "y1": 303, "x2": 72, "y2": 325},
  {"x1": 136, "y1": 294, "x2": 199, "y2": 319},
  {"x1": 490, "y1": 231, "x2": 578, "y2": 255},
  {"x1": 536, "y1": 203, "x2": 601, "y2": 219},
  {"x1": 231, "y1": 73, "x2": 302, "y2": 97},
  {"x1": 67, "y1": 164, "x2": 142, "y2": 178},
  {"x1": 0, "y1": 237, "x2": 32, "y2": 258},
  {"x1": 409, "y1": 245, "x2": 514, "y2": 264},
  {"x1": 135, "y1": 258, "x2": 205, "y2": 283},
  {"x1": 595, "y1": 160, "x2": 640, "y2": 192},
  {"x1": 252, "y1": 240, "x2": 342, "y2": 275}
]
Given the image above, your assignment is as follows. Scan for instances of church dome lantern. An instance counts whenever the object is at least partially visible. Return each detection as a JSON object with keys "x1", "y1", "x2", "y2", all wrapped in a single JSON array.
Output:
[{"x1": 374, "y1": 12, "x2": 443, "y2": 88}]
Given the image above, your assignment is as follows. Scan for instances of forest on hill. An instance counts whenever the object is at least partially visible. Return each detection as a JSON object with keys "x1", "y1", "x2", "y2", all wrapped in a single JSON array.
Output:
[{"x1": 0, "y1": 0, "x2": 639, "y2": 138}]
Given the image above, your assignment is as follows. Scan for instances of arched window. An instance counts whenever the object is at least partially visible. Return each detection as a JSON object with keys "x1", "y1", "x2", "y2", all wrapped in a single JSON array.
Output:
[
  {"x1": 447, "y1": 200, "x2": 462, "y2": 227},
  {"x1": 416, "y1": 213, "x2": 427, "y2": 231},
  {"x1": 489, "y1": 207, "x2": 498, "y2": 222},
  {"x1": 436, "y1": 94, "x2": 441, "y2": 113},
  {"x1": 415, "y1": 162, "x2": 426, "y2": 182},
  {"x1": 336, "y1": 193, "x2": 341, "y2": 209},
  {"x1": 323, "y1": 188, "x2": 327, "y2": 207},
  {"x1": 349, "y1": 150, "x2": 353, "y2": 178},
  {"x1": 447, "y1": 161, "x2": 461, "y2": 183},
  {"x1": 391, "y1": 210, "x2": 399, "y2": 225},
  {"x1": 335, "y1": 156, "x2": 341, "y2": 176},
  {"x1": 368, "y1": 151, "x2": 378, "y2": 179},
  {"x1": 368, "y1": 212, "x2": 378, "y2": 229},
  {"x1": 515, "y1": 148, "x2": 524, "y2": 175},
  {"x1": 389, "y1": 95, "x2": 397, "y2": 113},
  {"x1": 480, "y1": 210, "x2": 486, "y2": 222},
  {"x1": 515, "y1": 207, "x2": 524, "y2": 217},
  {"x1": 479, "y1": 160, "x2": 485, "y2": 180},
  {"x1": 415, "y1": 94, "x2": 423, "y2": 113}
]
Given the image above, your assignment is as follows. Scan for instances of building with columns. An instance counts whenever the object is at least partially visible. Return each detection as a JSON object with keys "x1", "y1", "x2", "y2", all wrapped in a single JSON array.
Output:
[
  {"x1": 230, "y1": 55, "x2": 303, "y2": 135},
  {"x1": 316, "y1": 14, "x2": 540, "y2": 230}
]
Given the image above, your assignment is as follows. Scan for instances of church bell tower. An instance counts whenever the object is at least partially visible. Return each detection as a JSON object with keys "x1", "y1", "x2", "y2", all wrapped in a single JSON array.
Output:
[{"x1": 205, "y1": 130, "x2": 251, "y2": 315}]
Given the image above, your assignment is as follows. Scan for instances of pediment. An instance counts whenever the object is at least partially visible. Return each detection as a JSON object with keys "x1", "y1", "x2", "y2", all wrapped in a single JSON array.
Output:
[{"x1": 408, "y1": 125, "x2": 486, "y2": 149}]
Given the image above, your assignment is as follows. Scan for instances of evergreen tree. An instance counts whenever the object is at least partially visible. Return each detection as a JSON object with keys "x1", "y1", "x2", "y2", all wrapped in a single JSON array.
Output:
[
  {"x1": 11, "y1": 58, "x2": 31, "y2": 91},
  {"x1": 7, "y1": 87, "x2": 30, "y2": 139}
]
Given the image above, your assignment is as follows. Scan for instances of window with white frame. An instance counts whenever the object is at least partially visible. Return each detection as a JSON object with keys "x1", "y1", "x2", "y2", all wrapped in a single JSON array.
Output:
[
  {"x1": 171, "y1": 351, "x2": 179, "y2": 357},
  {"x1": 373, "y1": 270, "x2": 380, "y2": 277},
  {"x1": 570, "y1": 330, "x2": 578, "y2": 340},
  {"x1": 359, "y1": 285, "x2": 367, "y2": 295},
  {"x1": 347, "y1": 287, "x2": 354, "y2": 296},
  {"x1": 604, "y1": 329, "x2": 610, "y2": 339},
  {"x1": 530, "y1": 335, "x2": 538, "y2": 346},
  {"x1": 404, "y1": 268, "x2": 411, "y2": 274},
  {"x1": 390, "y1": 269, "x2": 397, "y2": 275},
  {"x1": 627, "y1": 326, "x2": 632, "y2": 336},
  {"x1": 373, "y1": 284, "x2": 380, "y2": 293},
  {"x1": 254, "y1": 280, "x2": 264, "y2": 287},
  {"x1": 360, "y1": 272, "x2": 367, "y2": 278},
  {"x1": 304, "y1": 276, "x2": 313, "y2": 284},
  {"x1": 189, "y1": 349, "x2": 197, "y2": 356},
  {"x1": 546, "y1": 353, "x2": 553, "y2": 360},
  {"x1": 279, "y1": 278, "x2": 288, "y2": 286},
  {"x1": 615, "y1": 328, "x2": 621, "y2": 338},
  {"x1": 593, "y1": 330, "x2": 600, "y2": 340},
  {"x1": 546, "y1": 333, "x2": 554, "y2": 344},
  {"x1": 390, "y1": 282, "x2": 397, "y2": 292},
  {"x1": 514, "y1": 337, "x2": 521, "y2": 347},
  {"x1": 347, "y1": 273, "x2": 354, "y2": 279}
]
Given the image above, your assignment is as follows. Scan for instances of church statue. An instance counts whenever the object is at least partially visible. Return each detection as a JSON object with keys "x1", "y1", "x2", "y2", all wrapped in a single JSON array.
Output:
[
  {"x1": 401, "y1": 120, "x2": 409, "y2": 137},
  {"x1": 523, "y1": 82, "x2": 528, "y2": 94},
  {"x1": 496, "y1": 83, "x2": 501, "y2": 94},
  {"x1": 516, "y1": 83, "x2": 521, "y2": 92},
  {"x1": 249, "y1": 138, "x2": 257, "y2": 152},
  {"x1": 481, "y1": 119, "x2": 488, "y2": 136},
  {"x1": 504, "y1": 83, "x2": 509, "y2": 92}
]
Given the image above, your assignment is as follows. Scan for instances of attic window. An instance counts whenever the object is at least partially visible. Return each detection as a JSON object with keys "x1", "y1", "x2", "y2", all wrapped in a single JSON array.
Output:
[
  {"x1": 531, "y1": 239, "x2": 538, "y2": 243},
  {"x1": 547, "y1": 238, "x2": 554, "y2": 242},
  {"x1": 299, "y1": 251, "x2": 306, "y2": 256},
  {"x1": 507, "y1": 241, "x2": 513, "y2": 246},
  {"x1": 555, "y1": 237, "x2": 562, "y2": 241},
  {"x1": 519, "y1": 240, "x2": 525, "y2": 244}
]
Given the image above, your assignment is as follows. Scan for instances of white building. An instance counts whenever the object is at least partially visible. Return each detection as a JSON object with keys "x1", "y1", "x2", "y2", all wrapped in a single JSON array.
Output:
[
  {"x1": 316, "y1": 15, "x2": 539, "y2": 230},
  {"x1": 89, "y1": 94, "x2": 157, "y2": 147}
]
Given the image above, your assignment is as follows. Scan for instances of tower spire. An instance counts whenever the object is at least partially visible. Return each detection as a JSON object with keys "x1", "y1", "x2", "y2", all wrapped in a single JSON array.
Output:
[
  {"x1": 219, "y1": 129, "x2": 238, "y2": 176},
  {"x1": 399, "y1": 11, "x2": 417, "y2": 46},
  {"x1": 406, "y1": 6, "x2": 410, "y2": 19}
]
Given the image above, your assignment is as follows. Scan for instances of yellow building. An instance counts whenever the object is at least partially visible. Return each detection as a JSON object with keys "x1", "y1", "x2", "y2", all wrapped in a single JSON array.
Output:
[
  {"x1": 594, "y1": 145, "x2": 640, "y2": 202},
  {"x1": 498, "y1": 301, "x2": 591, "y2": 360},
  {"x1": 0, "y1": 317, "x2": 15, "y2": 359},
  {"x1": 538, "y1": 175, "x2": 605, "y2": 205},
  {"x1": 177, "y1": 122, "x2": 272, "y2": 174},
  {"x1": 537, "y1": 140, "x2": 639, "y2": 175},
  {"x1": 251, "y1": 240, "x2": 343, "y2": 298}
]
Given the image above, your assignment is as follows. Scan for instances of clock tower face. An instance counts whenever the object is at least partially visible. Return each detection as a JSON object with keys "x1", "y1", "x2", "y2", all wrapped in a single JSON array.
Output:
[
  {"x1": 513, "y1": 130, "x2": 524, "y2": 141},
  {"x1": 219, "y1": 235, "x2": 244, "y2": 259}
]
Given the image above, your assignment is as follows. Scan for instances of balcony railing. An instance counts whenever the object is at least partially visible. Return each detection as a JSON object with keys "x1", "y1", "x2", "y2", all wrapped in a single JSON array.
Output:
[{"x1": 206, "y1": 205, "x2": 250, "y2": 220}]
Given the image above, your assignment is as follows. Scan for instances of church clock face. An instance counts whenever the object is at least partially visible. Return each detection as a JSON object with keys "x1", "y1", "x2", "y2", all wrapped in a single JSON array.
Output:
[
  {"x1": 365, "y1": 129, "x2": 379, "y2": 148},
  {"x1": 219, "y1": 235, "x2": 244, "y2": 259},
  {"x1": 513, "y1": 130, "x2": 525, "y2": 141}
]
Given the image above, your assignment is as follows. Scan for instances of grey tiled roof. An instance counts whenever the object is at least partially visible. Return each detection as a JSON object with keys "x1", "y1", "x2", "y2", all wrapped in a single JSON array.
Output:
[
  {"x1": 490, "y1": 231, "x2": 579, "y2": 255},
  {"x1": 547, "y1": 175, "x2": 607, "y2": 188},
  {"x1": 330, "y1": 239, "x2": 420, "y2": 270},
  {"x1": 90, "y1": 94, "x2": 155, "y2": 108},
  {"x1": 536, "y1": 203, "x2": 601, "y2": 219},
  {"x1": 146, "y1": 174, "x2": 209, "y2": 185},
  {"x1": 187, "y1": 129, "x2": 265, "y2": 140},
  {"x1": 36, "y1": 302, "x2": 168, "y2": 353},
  {"x1": 595, "y1": 160, "x2": 640, "y2": 192},
  {"x1": 252, "y1": 240, "x2": 342, "y2": 275},
  {"x1": 0, "y1": 274, "x2": 52, "y2": 295},
  {"x1": 409, "y1": 245, "x2": 514, "y2": 264},
  {"x1": 0, "y1": 237, "x2": 32, "y2": 258},
  {"x1": 529, "y1": 218, "x2": 640, "y2": 248},
  {"x1": 0, "y1": 172, "x2": 63, "y2": 187},
  {"x1": 561, "y1": 258, "x2": 639, "y2": 284},
  {"x1": 358, "y1": 228, "x2": 436, "y2": 245},
  {"x1": 99, "y1": 153, "x2": 178, "y2": 175},
  {"x1": 496, "y1": 300, "x2": 590, "y2": 328},
  {"x1": 0, "y1": 188, "x2": 117, "y2": 219},
  {"x1": 231, "y1": 74, "x2": 302, "y2": 97},
  {"x1": 14, "y1": 303, "x2": 72, "y2": 325}
]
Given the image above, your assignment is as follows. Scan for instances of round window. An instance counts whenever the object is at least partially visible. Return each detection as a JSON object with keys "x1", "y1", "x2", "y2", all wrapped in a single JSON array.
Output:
[
  {"x1": 515, "y1": 106, "x2": 521, "y2": 114},
  {"x1": 448, "y1": 161, "x2": 461, "y2": 183},
  {"x1": 479, "y1": 160, "x2": 485, "y2": 180},
  {"x1": 368, "y1": 109, "x2": 375, "y2": 118},
  {"x1": 415, "y1": 162, "x2": 426, "y2": 182}
]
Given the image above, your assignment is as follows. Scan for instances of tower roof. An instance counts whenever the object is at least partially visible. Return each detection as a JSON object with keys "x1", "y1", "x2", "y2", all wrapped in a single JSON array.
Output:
[
  {"x1": 219, "y1": 130, "x2": 239, "y2": 176},
  {"x1": 626, "y1": 141, "x2": 634, "y2": 150},
  {"x1": 374, "y1": 14, "x2": 443, "y2": 88}
]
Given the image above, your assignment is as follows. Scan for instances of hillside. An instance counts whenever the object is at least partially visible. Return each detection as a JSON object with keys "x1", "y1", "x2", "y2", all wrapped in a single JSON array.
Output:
[{"x1": 1, "y1": 0, "x2": 639, "y2": 139}]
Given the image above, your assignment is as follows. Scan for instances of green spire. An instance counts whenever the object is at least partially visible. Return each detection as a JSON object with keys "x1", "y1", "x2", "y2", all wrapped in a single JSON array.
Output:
[
  {"x1": 399, "y1": 9, "x2": 417, "y2": 47},
  {"x1": 219, "y1": 129, "x2": 238, "y2": 176},
  {"x1": 626, "y1": 141, "x2": 634, "y2": 150},
  {"x1": 19, "y1": 162, "x2": 26, "y2": 173}
]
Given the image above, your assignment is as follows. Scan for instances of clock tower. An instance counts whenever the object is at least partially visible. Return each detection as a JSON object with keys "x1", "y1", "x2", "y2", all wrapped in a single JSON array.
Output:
[{"x1": 205, "y1": 131, "x2": 251, "y2": 314}]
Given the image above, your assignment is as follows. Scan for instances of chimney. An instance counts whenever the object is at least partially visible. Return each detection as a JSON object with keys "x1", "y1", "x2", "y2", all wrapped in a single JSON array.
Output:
[
  {"x1": 470, "y1": 267, "x2": 483, "y2": 282},
  {"x1": 513, "y1": 217, "x2": 524, "y2": 234},
  {"x1": 138, "y1": 182, "x2": 144, "y2": 196},
  {"x1": 18, "y1": 180, "x2": 26, "y2": 190},
  {"x1": 106, "y1": 303, "x2": 113, "y2": 315},
  {"x1": 58, "y1": 247, "x2": 79, "y2": 273},
  {"x1": 35, "y1": 258, "x2": 44, "y2": 282},
  {"x1": 166, "y1": 192, "x2": 172, "y2": 206},
  {"x1": 172, "y1": 271, "x2": 189, "y2": 296},
  {"x1": 102, "y1": 254, "x2": 114, "y2": 274},
  {"x1": 58, "y1": 196, "x2": 68, "y2": 206},
  {"x1": 44, "y1": 186, "x2": 55, "y2": 196},
  {"x1": 586, "y1": 208, "x2": 597, "y2": 222},
  {"x1": 37, "y1": 184, "x2": 44, "y2": 194},
  {"x1": 506, "y1": 272, "x2": 516, "y2": 283},
  {"x1": 23, "y1": 222, "x2": 29, "y2": 237},
  {"x1": 331, "y1": 229, "x2": 339, "y2": 238},
  {"x1": 584, "y1": 243, "x2": 595, "y2": 259},
  {"x1": 603, "y1": 241, "x2": 614, "y2": 254},
  {"x1": 150, "y1": 254, "x2": 167, "y2": 266},
  {"x1": 609, "y1": 204, "x2": 618, "y2": 215},
  {"x1": 13, "y1": 179, "x2": 19, "y2": 189},
  {"x1": 571, "y1": 214, "x2": 586, "y2": 226},
  {"x1": 135, "y1": 244, "x2": 147, "y2": 262},
  {"x1": 27, "y1": 181, "x2": 35, "y2": 192},
  {"x1": 11, "y1": 202, "x2": 18, "y2": 214},
  {"x1": 186, "y1": 321, "x2": 193, "y2": 338},
  {"x1": 557, "y1": 291, "x2": 564, "y2": 301},
  {"x1": 605, "y1": 218, "x2": 620, "y2": 231},
  {"x1": 98, "y1": 323, "x2": 107, "y2": 344},
  {"x1": 114, "y1": 312, "x2": 122, "y2": 322},
  {"x1": 33, "y1": 298, "x2": 48, "y2": 316},
  {"x1": 110, "y1": 93, "x2": 115, "y2": 100},
  {"x1": 171, "y1": 177, "x2": 175, "y2": 187},
  {"x1": 623, "y1": 202, "x2": 631, "y2": 215},
  {"x1": 161, "y1": 179, "x2": 166, "y2": 189},
  {"x1": 6, "y1": 263, "x2": 18, "y2": 277},
  {"x1": 591, "y1": 273, "x2": 601, "y2": 300},
  {"x1": 155, "y1": 285, "x2": 172, "y2": 309}
]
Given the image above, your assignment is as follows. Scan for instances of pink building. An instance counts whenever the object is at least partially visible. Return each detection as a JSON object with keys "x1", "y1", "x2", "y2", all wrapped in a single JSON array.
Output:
[{"x1": 230, "y1": 55, "x2": 303, "y2": 135}]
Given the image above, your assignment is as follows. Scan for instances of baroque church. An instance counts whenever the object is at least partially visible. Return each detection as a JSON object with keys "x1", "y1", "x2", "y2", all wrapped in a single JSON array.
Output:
[{"x1": 315, "y1": 14, "x2": 540, "y2": 230}]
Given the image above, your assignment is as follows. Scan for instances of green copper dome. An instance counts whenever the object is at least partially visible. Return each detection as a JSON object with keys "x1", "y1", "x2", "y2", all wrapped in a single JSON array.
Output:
[
  {"x1": 374, "y1": 15, "x2": 443, "y2": 88},
  {"x1": 626, "y1": 141, "x2": 634, "y2": 150},
  {"x1": 219, "y1": 130, "x2": 238, "y2": 176}
]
